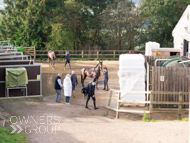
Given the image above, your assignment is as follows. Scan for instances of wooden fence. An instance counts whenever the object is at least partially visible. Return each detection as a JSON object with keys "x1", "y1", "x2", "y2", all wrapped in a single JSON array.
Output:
[
  {"x1": 35, "y1": 50, "x2": 145, "y2": 60},
  {"x1": 24, "y1": 46, "x2": 36, "y2": 59},
  {"x1": 152, "y1": 66, "x2": 190, "y2": 108},
  {"x1": 145, "y1": 56, "x2": 190, "y2": 107},
  {"x1": 106, "y1": 89, "x2": 189, "y2": 120},
  {"x1": 146, "y1": 56, "x2": 169, "y2": 91}
]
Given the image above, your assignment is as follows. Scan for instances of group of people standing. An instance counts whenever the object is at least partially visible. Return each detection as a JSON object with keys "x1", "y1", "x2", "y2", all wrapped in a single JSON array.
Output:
[
  {"x1": 54, "y1": 71, "x2": 78, "y2": 104},
  {"x1": 54, "y1": 51, "x2": 109, "y2": 109}
]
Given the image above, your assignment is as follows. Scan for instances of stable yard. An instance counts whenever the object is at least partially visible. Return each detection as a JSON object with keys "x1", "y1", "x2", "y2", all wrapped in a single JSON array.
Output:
[
  {"x1": 40, "y1": 61, "x2": 120, "y2": 107},
  {"x1": 0, "y1": 61, "x2": 188, "y2": 143},
  {"x1": 40, "y1": 61, "x2": 188, "y2": 120}
]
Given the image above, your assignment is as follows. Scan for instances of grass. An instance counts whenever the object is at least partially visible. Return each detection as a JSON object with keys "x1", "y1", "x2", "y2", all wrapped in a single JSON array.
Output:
[
  {"x1": 181, "y1": 118, "x2": 189, "y2": 121},
  {"x1": 0, "y1": 98, "x2": 24, "y2": 103},
  {"x1": 121, "y1": 118, "x2": 130, "y2": 121},
  {"x1": 141, "y1": 111, "x2": 148, "y2": 122},
  {"x1": 141, "y1": 111, "x2": 189, "y2": 122},
  {"x1": 173, "y1": 118, "x2": 189, "y2": 122},
  {"x1": 0, "y1": 125, "x2": 28, "y2": 143},
  {"x1": 0, "y1": 97, "x2": 41, "y2": 103},
  {"x1": 182, "y1": 118, "x2": 189, "y2": 121}
]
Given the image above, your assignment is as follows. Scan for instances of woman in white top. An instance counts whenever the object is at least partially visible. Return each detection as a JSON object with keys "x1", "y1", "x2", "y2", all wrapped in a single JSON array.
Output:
[{"x1": 63, "y1": 74, "x2": 72, "y2": 104}]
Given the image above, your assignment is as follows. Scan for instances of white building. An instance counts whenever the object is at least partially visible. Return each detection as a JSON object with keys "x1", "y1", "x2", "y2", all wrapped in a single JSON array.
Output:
[{"x1": 172, "y1": 5, "x2": 190, "y2": 57}]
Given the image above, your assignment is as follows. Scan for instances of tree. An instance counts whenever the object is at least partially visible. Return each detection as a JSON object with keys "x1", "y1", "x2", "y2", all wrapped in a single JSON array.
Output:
[
  {"x1": 140, "y1": 0, "x2": 190, "y2": 47},
  {"x1": 102, "y1": 0, "x2": 147, "y2": 50},
  {"x1": 174, "y1": 0, "x2": 190, "y2": 19},
  {"x1": 77, "y1": 0, "x2": 114, "y2": 49},
  {"x1": 46, "y1": 0, "x2": 114, "y2": 50},
  {"x1": 0, "y1": 0, "x2": 62, "y2": 49},
  {"x1": 46, "y1": 0, "x2": 83, "y2": 50},
  {"x1": 0, "y1": 0, "x2": 27, "y2": 46}
]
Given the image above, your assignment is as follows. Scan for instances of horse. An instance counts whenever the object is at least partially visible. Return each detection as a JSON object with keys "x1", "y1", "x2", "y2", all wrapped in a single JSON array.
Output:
[
  {"x1": 48, "y1": 51, "x2": 56, "y2": 67},
  {"x1": 81, "y1": 61, "x2": 103, "y2": 89}
]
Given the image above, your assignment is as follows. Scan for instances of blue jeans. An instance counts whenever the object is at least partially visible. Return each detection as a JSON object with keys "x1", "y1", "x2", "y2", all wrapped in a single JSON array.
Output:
[
  {"x1": 65, "y1": 96, "x2": 70, "y2": 103},
  {"x1": 56, "y1": 90, "x2": 62, "y2": 102}
]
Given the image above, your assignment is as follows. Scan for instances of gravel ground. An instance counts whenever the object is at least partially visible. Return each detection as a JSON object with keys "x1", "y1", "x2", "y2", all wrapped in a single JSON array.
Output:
[
  {"x1": 0, "y1": 61, "x2": 188, "y2": 143},
  {"x1": 1, "y1": 101, "x2": 188, "y2": 143}
]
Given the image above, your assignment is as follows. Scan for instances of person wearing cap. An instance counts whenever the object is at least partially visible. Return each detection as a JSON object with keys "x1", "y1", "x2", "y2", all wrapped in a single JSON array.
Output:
[
  {"x1": 63, "y1": 74, "x2": 72, "y2": 104},
  {"x1": 65, "y1": 51, "x2": 71, "y2": 69},
  {"x1": 103, "y1": 67, "x2": 109, "y2": 91},
  {"x1": 85, "y1": 78, "x2": 98, "y2": 110},
  {"x1": 54, "y1": 73, "x2": 63, "y2": 103},
  {"x1": 71, "y1": 71, "x2": 78, "y2": 98}
]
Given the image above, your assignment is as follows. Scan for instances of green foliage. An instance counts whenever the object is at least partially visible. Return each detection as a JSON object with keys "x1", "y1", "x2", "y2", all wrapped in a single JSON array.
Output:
[
  {"x1": 0, "y1": 0, "x2": 189, "y2": 50},
  {"x1": 0, "y1": 125, "x2": 28, "y2": 143},
  {"x1": 182, "y1": 118, "x2": 189, "y2": 121},
  {"x1": 142, "y1": 112, "x2": 159, "y2": 122},
  {"x1": 46, "y1": 24, "x2": 76, "y2": 50},
  {"x1": 46, "y1": 0, "x2": 82, "y2": 50},
  {"x1": 142, "y1": 111, "x2": 148, "y2": 122},
  {"x1": 0, "y1": 0, "x2": 50, "y2": 49},
  {"x1": 173, "y1": 118, "x2": 189, "y2": 121},
  {"x1": 174, "y1": 0, "x2": 190, "y2": 19},
  {"x1": 140, "y1": 0, "x2": 190, "y2": 47},
  {"x1": 102, "y1": 0, "x2": 147, "y2": 50},
  {"x1": 0, "y1": 14, "x2": 2, "y2": 41},
  {"x1": 0, "y1": 14, "x2": 2, "y2": 23}
]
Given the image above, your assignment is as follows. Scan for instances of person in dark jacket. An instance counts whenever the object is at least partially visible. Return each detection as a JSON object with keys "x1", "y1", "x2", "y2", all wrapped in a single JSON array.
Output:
[
  {"x1": 93, "y1": 75, "x2": 97, "y2": 82},
  {"x1": 71, "y1": 71, "x2": 78, "y2": 98},
  {"x1": 54, "y1": 73, "x2": 63, "y2": 103},
  {"x1": 65, "y1": 51, "x2": 71, "y2": 69},
  {"x1": 103, "y1": 67, "x2": 109, "y2": 91},
  {"x1": 85, "y1": 78, "x2": 98, "y2": 110}
]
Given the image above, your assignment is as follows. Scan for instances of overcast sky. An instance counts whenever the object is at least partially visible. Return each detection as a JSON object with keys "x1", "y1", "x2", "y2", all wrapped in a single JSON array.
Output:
[{"x1": 0, "y1": 0, "x2": 4, "y2": 5}]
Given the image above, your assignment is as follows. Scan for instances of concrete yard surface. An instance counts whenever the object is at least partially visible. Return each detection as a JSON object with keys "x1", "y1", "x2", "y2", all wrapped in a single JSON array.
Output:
[
  {"x1": 1, "y1": 61, "x2": 188, "y2": 143},
  {"x1": 1, "y1": 101, "x2": 188, "y2": 143}
]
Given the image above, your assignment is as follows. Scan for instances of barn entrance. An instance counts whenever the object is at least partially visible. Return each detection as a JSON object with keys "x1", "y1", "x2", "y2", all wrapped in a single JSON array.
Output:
[{"x1": 183, "y1": 39, "x2": 189, "y2": 56}]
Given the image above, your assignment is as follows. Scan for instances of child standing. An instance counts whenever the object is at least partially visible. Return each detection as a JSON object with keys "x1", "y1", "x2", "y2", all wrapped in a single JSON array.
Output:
[
  {"x1": 103, "y1": 67, "x2": 109, "y2": 91},
  {"x1": 63, "y1": 74, "x2": 72, "y2": 104}
]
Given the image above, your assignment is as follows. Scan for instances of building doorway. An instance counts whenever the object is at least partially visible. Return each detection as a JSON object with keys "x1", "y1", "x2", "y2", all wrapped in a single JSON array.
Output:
[{"x1": 183, "y1": 39, "x2": 189, "y2": 56}]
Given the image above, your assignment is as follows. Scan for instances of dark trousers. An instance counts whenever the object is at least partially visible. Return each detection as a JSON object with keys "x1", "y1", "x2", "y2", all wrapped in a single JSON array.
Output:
[
  {"x1": 72, "y1": 84, "x2": 75, "y2": 91},
  {"x1": 65, "y1": 96, "x2": 70, "y2": 103},
  {"x1": 86, "y1": 94, "x2": 97, "y2": 109},
  {"x1": 86, "y1": 94, "x2": 96, "y2": 102},
  {"x1": 104, "y1": 79, "x2": 108, "y2": 89},
  {"x1": 65, "y1": 60, "x2": 71, "y2": 68}
]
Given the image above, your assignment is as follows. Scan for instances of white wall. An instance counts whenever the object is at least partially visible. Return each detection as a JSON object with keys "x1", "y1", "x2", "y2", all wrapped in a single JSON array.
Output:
[{"x1": 172, "y1": 5, "x2": 190, "y2": 51}]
